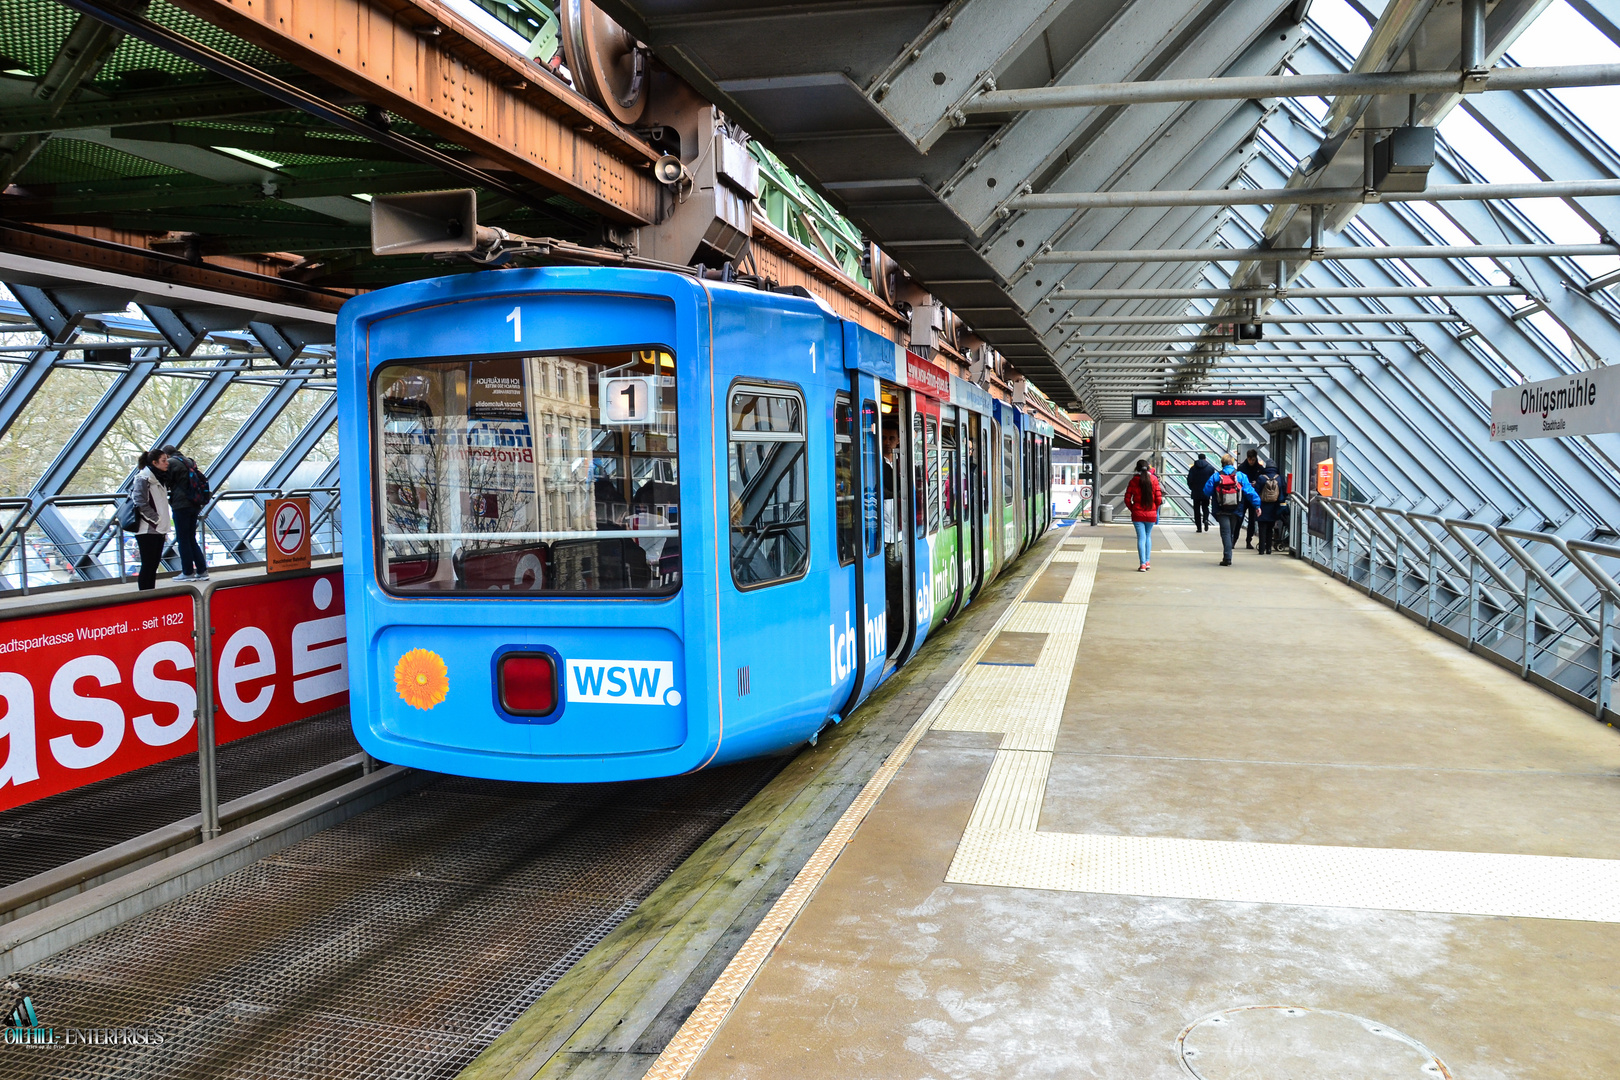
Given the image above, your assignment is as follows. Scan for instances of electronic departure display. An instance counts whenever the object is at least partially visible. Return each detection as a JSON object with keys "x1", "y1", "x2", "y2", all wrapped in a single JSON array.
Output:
[{"x1": 1133, "y1": 394, "x2": 1267, "y2": 420}]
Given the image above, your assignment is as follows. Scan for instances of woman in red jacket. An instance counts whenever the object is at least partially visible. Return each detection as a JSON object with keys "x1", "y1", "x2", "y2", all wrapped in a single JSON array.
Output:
[{"x1": 1123, "y1": 457, "x2": 1163, "y2": 571}]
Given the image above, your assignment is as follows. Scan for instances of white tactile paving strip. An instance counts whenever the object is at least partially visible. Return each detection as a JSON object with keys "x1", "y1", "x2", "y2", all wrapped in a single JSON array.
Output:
[{"x1": 937, "y1": 536, "x2": 1620, "y2": 922}]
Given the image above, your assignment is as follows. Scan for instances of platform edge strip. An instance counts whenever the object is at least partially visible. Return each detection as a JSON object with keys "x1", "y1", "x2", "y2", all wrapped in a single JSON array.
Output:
[{"x1": 638, "y1": 526, "x2": 1077, "y2": 1080}]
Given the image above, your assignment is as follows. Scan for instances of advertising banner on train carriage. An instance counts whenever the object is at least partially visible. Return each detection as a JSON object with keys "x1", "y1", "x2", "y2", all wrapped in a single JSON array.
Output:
[
  {"x1": 1490, "y1": 365, "x2": 1620, "y2": 441},
  {"x1": 903, "y1": 351, "x2": 952, "y2": 400},
  {"x1": 209, "y1": 571, "x2": 348, "y2": 744},
  {"x1": 949, "y1": 373, "x2": 994, "y2": 416},
  {"x1": 0, "y1": 595, "x2": 197, "y2": 813}
]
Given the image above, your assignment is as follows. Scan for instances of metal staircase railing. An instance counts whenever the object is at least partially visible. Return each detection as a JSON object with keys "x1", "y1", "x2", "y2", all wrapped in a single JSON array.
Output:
[{"x1": 1303, "y1": 497, "x2": 1619, "y2": 723}]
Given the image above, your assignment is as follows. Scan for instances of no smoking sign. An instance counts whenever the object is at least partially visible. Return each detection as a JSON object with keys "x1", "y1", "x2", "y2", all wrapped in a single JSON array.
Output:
[{"x1": 266, "y1": 496, "x2": 312, "y2": 573}]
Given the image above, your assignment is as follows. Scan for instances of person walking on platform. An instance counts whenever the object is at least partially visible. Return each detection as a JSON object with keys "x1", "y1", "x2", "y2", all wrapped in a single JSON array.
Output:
[
  {"x1": 1255, "y1": 462, "x2": 1288, "y2": 555},
  {"x1": 1203, "y1": 453, "x2": 1260, "y2": 566},
  {"x1": 131, "y1": 449, "x2": 171, "y2": 591},
  {"x1": 1124, "y1": 457, "x2": 1162, "y2": 572},
  {"x1": 1237, "y1": 449, "x2": 1265, "y2": 549},
  {"x1": 1186, "y1": 452, "x2": 1215, "y2": 532},
  {"x1": 162, "y1": 443, "x2": 210, "y2": 582}
]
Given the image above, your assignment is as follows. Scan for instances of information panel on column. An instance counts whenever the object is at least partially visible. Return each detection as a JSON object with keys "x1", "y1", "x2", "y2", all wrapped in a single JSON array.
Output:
[{"x1": 1133, "y1": 394, "x2": 1267, "y2": 420}]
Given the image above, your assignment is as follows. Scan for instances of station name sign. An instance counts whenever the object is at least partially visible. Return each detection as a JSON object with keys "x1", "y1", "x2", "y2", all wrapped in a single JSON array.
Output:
[
  {"x1": 1490, "y1": 366, "x2": 1620, "y2": 441},
  {"x1": 1133, "y1": 394, "x2": 1266, "y2": 419}
]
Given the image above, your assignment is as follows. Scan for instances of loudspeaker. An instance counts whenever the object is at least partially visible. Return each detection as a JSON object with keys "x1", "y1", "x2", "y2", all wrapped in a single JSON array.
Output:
[
  {"x1": 653, "y1": 154, "x2": 687, "y2": 185},
  {"x1": 371, "y1": 189, "x2": 481, "y2": 255}
]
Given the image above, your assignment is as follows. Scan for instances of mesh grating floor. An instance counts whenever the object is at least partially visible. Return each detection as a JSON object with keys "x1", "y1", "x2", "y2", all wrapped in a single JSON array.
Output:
[
  {"x1": 0, "y1": 712, "x2": 359, "y2": 888},
  {"x1": 2, "y1": 758, "x2": 784, "y2": 1079}
]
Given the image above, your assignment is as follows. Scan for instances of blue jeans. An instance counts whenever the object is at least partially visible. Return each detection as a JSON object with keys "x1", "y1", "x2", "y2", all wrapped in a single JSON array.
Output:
[{"x1": 1133, "y1": 520, "x2": 1153, "y2": 564}]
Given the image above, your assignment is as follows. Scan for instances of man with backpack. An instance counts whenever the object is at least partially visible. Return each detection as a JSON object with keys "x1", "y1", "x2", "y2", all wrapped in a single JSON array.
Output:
[
  {"x1": 1255, "y1": 462, "x2": 1288, "y2": 554},
  {"x1": 1186, "y1": 452, "x2": 1215, "y2": 532},
  {"x1": 1202, "y1": 453, "x2": 1261, "y2": 566},
  {"x1": 163, "y1": 444, "x2": 211, "y2": 582},
  {"x1": 1237, "y1": 448, "x2": 1265, "y2": 549}
]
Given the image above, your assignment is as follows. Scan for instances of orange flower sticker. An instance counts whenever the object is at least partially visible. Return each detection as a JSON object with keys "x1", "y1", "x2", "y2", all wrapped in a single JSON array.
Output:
[{"x1": 395, "y1": 648, "x2": 449, "y2": 710}]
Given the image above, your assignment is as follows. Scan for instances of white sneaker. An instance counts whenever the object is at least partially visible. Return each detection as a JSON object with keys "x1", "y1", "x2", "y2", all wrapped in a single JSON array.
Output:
[{"x1": 174, "y1": 573, "x2": 197, "y2": 582}]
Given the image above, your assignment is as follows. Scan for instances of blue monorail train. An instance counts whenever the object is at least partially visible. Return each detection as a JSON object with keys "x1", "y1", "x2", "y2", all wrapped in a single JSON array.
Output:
[{"x1": 336, "y1": 267, "x2": 1053, "y2": 782}]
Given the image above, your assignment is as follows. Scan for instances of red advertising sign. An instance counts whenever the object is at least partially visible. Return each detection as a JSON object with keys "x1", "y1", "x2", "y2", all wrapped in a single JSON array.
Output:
[
  {"x1": 904, "y1": 351, "x2": 952, "y2": 401},
  {"x1": 0, "y1": 595, "x2": 197, "y2": 813},
  {"x1": 209, "y1": 571, "x2": 348, "y2": 744}
]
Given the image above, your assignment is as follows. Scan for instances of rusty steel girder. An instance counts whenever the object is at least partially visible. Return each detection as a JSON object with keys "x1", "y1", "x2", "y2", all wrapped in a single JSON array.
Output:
[{"x1": 168, "y1": 0, "x2": 660, "y2": 224}]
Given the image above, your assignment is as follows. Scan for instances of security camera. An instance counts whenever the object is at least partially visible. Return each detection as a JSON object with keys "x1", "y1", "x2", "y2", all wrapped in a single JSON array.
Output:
[{"x1": 653, "y1": 154, "x2": 687, "y2": 185}]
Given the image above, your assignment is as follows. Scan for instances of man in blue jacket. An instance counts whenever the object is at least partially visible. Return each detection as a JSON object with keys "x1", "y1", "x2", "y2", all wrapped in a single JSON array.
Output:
[
  {"x1": 1203, "y1": 453, "x2": 1261, "y2": 566},
  {"x1": 1185, "y1": 453, "x2": 1216, "y2": 532}
]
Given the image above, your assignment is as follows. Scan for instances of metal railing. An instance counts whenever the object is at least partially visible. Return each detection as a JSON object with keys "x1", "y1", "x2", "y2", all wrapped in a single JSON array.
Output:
[
  {"x1": 0, "y1": 485, "x2": 342, "y2": 595},
  {"x1": 1302, "y1": 497, "x2": 1618, "y2": 723}
]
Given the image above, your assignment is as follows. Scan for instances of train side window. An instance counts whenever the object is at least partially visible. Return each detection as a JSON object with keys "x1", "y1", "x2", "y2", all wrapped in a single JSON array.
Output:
[
  {"x1": 981, "y1": 428, "x2": 991, "y2": 511},
  {"x1": 924, "y1": 415, "x2": 940, "y2": 534},
  {"x1": 728, "y1": 384, "x2": 810, "y2": 588},
  {"x1": 941, "y1": 415, "x2": 958, "y2": 527},
  {"x1": 861, "y1": 399, "x2": 881, "y2": 557},
  {"x1": 835, "y1": 394, "x2": 856, "y2": 566},
  {"x1": 1003, "y1": 432, "x2": 1015, "y2": 504},
  {"x1": 912, "y1": 409, "x2": 926, "y2": 529}
]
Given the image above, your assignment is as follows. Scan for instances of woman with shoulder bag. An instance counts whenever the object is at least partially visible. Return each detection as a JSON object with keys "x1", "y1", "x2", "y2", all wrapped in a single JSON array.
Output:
[
  {"x1": 1123, "y1": 457, "x2": 1163, "y2": 572},
  {"x1": 131, "y1": 449, "x2": 171, "y2": 590}
]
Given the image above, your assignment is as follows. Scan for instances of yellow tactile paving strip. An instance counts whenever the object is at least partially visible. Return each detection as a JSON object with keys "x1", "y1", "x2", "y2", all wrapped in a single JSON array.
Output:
[
  {"x1": 640, "y1": 528, "x2": 1078, "y2": 1080},
  {"x1": 941, "y1": 535, "x2": 1620, "y2": 924}
]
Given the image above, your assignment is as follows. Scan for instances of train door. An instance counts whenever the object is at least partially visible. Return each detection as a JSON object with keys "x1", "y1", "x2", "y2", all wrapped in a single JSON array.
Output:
[
  {"x1": 1023, "y1": 430, "x2": 1036, "y2": 549},
  {"x1": 938, "y1": 403, "x2": 965, "y2": 621},
  {"x1": 833, "y1": 387, "x2": 886, "y2": 715},
  {"x1": 984, "y1": 416, "x2": 1001, "y2": 583},
  {"x1": 965, "y1": 411, "x2": 978, "y2": 605},
  {"x1": 1034, "y1": 436, "x2": 1047, "y2": 533},
  {"x1": 912, "y1": 390, "x2": 944, "y2": 647},
  {"x1": 1001, "y1": 422, "x2": 1019, "y2": 560},
  {"x1": 880, "y1": 385, "x2": 914, "y2": 667}
]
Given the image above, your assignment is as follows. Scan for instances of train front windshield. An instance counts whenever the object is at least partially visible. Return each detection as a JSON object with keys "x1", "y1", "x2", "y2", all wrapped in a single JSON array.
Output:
[{"x1": 374, "y1": 348, "x2": 679, "y2": 596}]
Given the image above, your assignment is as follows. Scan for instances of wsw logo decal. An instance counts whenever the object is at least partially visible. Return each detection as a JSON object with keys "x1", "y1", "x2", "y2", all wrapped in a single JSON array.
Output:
[{"x1": 565, "y1": 659, "x2": 682, "y2": 706}]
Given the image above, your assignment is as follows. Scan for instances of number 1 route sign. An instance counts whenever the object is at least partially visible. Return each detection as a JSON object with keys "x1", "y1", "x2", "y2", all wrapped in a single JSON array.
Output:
[{"x1": 267, "y1": 496, "x2": 312, "y2": 574}]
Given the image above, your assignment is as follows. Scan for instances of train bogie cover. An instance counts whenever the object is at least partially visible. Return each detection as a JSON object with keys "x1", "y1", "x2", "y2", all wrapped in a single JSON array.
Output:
[{"x1": 336, "y1": 267, "x2": 720, "y2": 782}]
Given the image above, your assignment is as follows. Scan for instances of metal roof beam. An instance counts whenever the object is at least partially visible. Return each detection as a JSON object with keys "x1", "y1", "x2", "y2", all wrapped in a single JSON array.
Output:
[
  {"x1": 961, "y1": 63, "x2": 1620, "y2": 113},
  {"x1": 1066, "y1": 334, "x2": 1416, "y2": 343},
  {"x1": 943, "y1": 0, "x2": 1295, "y2": 229},
  {"x1": 1034, "y1": 242, "x2": 1620, "y2": 263},
  {"x1": 1060, "y1": 313, "x2": 1463, "y2": 323},
  {"x1": 1054, "y1": 286, "x2": 1521, "y2": 300},
  {"x1": 1010, "y1": 178, "x2": 1620, "y2": 211}
]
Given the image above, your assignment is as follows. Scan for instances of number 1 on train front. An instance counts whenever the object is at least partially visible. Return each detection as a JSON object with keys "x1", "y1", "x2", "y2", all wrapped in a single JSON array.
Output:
[{"x1": 599, "y1": 376, "x2": 655, "y2": 424}]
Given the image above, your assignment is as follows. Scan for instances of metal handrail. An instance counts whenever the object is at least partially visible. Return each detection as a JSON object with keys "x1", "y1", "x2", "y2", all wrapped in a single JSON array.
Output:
[
  {"x1": 0, "y1": 484, "x2": 343, "y2": 592},
  {"x1": 1498, "y1": 527, "x2": 1600, "y2": 636},
  {"x1": 1308, "y1": 496, "x2": 1616, "y2": 721},
  {"x1": 1437, "y1": 519, "x2": 1526, "y2": 600}
]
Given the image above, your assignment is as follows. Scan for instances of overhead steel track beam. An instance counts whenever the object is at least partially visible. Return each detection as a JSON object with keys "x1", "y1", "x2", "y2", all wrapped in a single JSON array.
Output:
[
  {"x1": 960, "y1": 64, "x2": 1620, "y2": 114},
  {"x1": 0, "y1": 85, "x2": 283, "y2": 135},
  {"x1": 1032, "y1": 243, "x2": 1620, "y2": 263},
  {"x1": 0, "y1": 1, "x2": 135, "y2": 187},
  {"x1": 60, "y1": 0, "x2": 657, "y2": 223},
  {"x1": 1053, "y1": 286, "x2": 1520, "y2": 300},
  {"x1": 1008, "y1": 178, "x2": 1620, "y2": 211}
]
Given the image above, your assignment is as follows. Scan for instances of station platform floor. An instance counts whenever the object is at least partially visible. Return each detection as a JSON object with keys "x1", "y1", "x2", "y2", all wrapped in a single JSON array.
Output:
[{"x1": 662, "y1": 523, "x2": 1620, "y2": 1080}]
